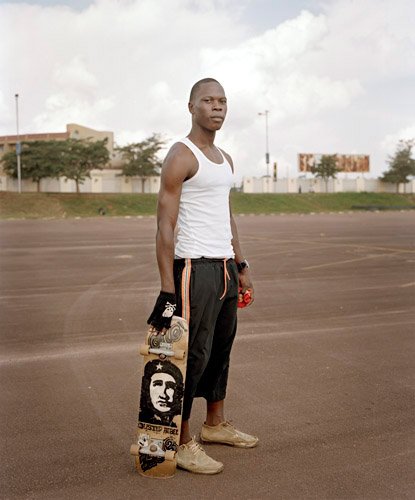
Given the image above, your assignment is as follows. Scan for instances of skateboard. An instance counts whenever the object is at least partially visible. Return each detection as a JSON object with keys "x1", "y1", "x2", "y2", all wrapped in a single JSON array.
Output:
[{"x1": 130, "y1": 315, "x2": 188, "y2": 478}]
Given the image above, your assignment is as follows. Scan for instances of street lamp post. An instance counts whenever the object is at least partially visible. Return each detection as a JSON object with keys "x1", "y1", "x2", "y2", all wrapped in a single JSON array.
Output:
[
  {"x1": 258, "y1": 110, "x2": 270, "y2": 176},
  {"x1": 15, "y1": 93, "x2": 22, "y2": 193}
]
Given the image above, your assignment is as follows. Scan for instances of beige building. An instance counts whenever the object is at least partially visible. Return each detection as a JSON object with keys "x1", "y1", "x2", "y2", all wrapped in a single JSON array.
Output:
[
  {"x1": 0, "y1": 123, "x2": 114, "y2": 157},
  {"x1": 0, "y1": 123, "x2": 160, "y2": 193}
]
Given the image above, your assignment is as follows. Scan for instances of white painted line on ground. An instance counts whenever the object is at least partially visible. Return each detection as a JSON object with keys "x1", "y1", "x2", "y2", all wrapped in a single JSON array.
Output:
[
  {"x1": 236, "y1": 320, "x2": 413, "y2": 342},
  {"x1": 0, "y1": 342, "x2": 135, "y2": 366},
  {"x1": 236, "y1": 308, "x2": 412, "y2": 329},
  {"x1": 0, "y1": 283, "x2": 155, "y2": 300},
  {"x1": 302, "y1": 252, "x2": 400, "y2": 271},
  {"x1": 400, "y1": 281, "x2": 415, "y2": 288},
  {"x1": 244, "y1": 235, "x2": 415, "y2": 255},
  {"x1": 1, "y1": 242, "x2": 154, "y2": 253},
  {"x1": 1, "y1": 317, "x2": 413, "y2": 367}
]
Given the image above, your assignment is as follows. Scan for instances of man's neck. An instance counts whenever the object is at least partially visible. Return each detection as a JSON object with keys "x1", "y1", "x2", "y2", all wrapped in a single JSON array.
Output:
[{"x1": 188, "y1": 127, "x2": 216, "y2": 148}]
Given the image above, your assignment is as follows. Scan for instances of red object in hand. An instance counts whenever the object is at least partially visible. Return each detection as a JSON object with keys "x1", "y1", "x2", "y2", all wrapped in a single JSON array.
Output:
[{"x1": 238, "y1": 287, "x2": 252, "y2": 308}]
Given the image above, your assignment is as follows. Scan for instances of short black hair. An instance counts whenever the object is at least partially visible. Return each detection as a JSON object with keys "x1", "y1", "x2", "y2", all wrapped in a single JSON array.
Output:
[{"x1": 189, "y1": 78, "x2": 222, "y2": 102}]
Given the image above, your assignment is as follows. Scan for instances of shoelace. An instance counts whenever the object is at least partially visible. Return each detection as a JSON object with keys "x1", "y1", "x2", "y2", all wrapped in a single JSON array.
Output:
[
  {"x1": 187, "y1": 438, "x2": 204, "y2": 456},
  {"x1": 223, "y1": 421, "x2": 244, "y2": 437}
]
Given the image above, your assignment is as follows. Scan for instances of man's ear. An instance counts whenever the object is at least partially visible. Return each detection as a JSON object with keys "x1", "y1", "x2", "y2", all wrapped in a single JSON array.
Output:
[{"x1": 188, "y1": 101, "x2": 194, "y2": 114}]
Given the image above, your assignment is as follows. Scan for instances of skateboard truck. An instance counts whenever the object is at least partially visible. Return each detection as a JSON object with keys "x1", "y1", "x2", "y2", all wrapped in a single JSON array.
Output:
[
  {"x1": 148, "y1": 346, "x2": 174, "y2": 357},
  {"x1": 130, "y1": 436, "x2": 175, "y2": 461},
  {"x1": 139, "y1": 343, "x2": 185, "y2": 360}
]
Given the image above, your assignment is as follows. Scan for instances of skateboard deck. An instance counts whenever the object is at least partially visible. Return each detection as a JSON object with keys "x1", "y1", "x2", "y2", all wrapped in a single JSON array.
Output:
[{"x1": 130, "y1": 315, "x2": 188, "y2": 478}]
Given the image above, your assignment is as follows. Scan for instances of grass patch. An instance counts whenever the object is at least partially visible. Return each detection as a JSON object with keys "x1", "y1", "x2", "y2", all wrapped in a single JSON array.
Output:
[
  {"x1": 0, "y1": 192, "x2": 158, "y2": 219},
  {"x1": 0, "y1": 191, "x2": 414, "y2": 219},
  {"x1": 58, "y1": 193, "x2": 158, "y2": 217},
  {"x1": 230, "y1": 192, "x2": 415, "y2": 214}
]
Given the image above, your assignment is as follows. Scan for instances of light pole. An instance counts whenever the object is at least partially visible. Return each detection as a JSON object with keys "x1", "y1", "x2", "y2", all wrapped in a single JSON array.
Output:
[
  {"x1": 15, "y1": 93, "x2": 22, "y2": 193},
  {"x1": 258, "y1": 110, "x2": 270, "y2": 176}
]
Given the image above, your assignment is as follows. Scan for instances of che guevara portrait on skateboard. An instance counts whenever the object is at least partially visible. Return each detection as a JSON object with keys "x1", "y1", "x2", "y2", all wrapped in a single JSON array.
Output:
[{"x1": 139, "y1": 359, "x2": 184, "y2": 428}]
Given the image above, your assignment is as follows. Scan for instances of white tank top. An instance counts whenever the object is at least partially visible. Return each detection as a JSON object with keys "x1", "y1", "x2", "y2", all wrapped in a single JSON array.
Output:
[{"x1": 175, "y1": 137, "x2": 235, "y2": 259}]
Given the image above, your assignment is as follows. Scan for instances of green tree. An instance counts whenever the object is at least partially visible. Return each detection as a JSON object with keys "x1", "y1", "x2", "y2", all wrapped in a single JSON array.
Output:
[
  {"x1": 1, "y1": 140, "x2": 63, "y2": 192},
  {"x1": 381, "y1": 139, "x2": 415, "y2": 193},
  {"x1": 60, "y1": 138, "x2": 110, "y2": 193},
  {"x1": 311, "y1": 154, "x2": 339, "y2": 193},
  {"x1": 117, "y1": 133, "x2": 165, "y2": 193}
]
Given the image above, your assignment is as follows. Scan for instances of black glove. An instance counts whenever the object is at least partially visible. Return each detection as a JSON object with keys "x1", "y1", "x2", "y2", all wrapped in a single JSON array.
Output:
[{"x1": 147, "y1": 291, "x2": 177, "y2": 331}]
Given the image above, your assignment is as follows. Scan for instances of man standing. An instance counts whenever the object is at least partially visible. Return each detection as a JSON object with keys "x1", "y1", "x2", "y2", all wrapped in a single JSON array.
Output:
[{"x1": 147, "y1": 78, "x2": 258, "y2": 474}]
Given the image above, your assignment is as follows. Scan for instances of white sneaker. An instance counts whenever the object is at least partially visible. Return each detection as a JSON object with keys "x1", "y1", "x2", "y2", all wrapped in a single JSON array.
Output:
[
  {"x1": 176, "y1": 437, "x2": 224, "y2": 474},
  {"x1": 201, "y1": 421, "x2": 259, "y2": 448}
]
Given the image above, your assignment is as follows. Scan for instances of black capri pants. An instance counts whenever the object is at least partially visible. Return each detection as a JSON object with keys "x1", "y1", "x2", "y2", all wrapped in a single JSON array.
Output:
[{"x1": 173, "y1": 257, "x2": 238, "y2": 420}]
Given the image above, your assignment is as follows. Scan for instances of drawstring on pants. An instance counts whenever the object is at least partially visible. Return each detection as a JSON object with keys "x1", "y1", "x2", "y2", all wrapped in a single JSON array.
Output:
[
  {"x1": 181, "y1": 258, "x2": 192, "y2": 322},
  {"x1": 219, "y1": 258, "x2": 230, "y2": 300}
]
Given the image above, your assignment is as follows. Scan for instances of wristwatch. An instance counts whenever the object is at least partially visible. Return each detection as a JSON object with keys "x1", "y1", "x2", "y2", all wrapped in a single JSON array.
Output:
[{"x1": 237, "y1": 259, "x2": 250, "y2": 273}]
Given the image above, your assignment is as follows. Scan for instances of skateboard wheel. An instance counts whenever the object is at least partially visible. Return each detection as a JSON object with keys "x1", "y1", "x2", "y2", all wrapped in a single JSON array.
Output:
[
  {"x1": 174, "y1": 349, "x2": 185, "y2": 360},
  {"x1": 139, "y1": 345, "x2": 149, "y2": 356},
  {"x1": 130, "y1": 444, "x2": 140, "y2": 456},
  {"x1": 165, "y1": 450, "x2": 175, "y2": 461}
]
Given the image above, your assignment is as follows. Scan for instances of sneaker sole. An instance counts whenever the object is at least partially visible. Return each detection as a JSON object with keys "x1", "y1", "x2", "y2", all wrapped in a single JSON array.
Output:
[
  {"x1": 200, "y1": 436, "x2": 259, "y2": 449},
  {"x1": 177, "y1": 463, "x2": 224, "y2": 475}
]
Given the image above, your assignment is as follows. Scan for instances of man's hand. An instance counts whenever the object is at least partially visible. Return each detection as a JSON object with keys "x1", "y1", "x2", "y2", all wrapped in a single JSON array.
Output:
[
  {"x1": 238, "y1": 287, "x2": 253, "y2": 308},
  {"x1": 147, "y1": 291, "x2": 177, "y2": 331},
  {"x1": 238, "y1": 270, "x2": 254, "y2": 307}
]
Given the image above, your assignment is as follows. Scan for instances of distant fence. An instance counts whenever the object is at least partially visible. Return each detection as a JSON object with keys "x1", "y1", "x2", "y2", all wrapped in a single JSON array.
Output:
[
  {"x1": 242, "y1": 177, "x2": 415, "y2": 194},
  {"x1": 0, "y1": 170, "x2": 161, "y2": 194},
  {"x1": 1, "y1": 171, "x2": 414, "y2": 195}
]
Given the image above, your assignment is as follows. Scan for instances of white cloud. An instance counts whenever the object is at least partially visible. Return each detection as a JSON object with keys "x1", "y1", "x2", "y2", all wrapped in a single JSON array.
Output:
[
  {"x1": 31, "y1": 55, "x2": 115, "y2": 130},
  {"x1": 1, "y1": 0, "x2": 414, "y2": 179},
  {"x1": 1, "y1": 0, "x2": 249, "y2": 137},
  {"x1": 381, "y1": 124, "x2": 415, "y2": 154},
  {"x1": 53, "y1": 56, "x2": 98, "y2": 91},
  {"x1": 200, "y1": 10, "x2": 362, "y2": 126},
  {"x1": 0, "y1": 91, "x2": 11, "y2": 130},
  {"x1": 316, "y1": 0, "x2": 415, "y2": 81},
  {"x1": 33, "y1": 93, "x2": 115, "y2": 131},
  {"x1": 200, "y1": 9, "x2": 364, "y2": 175}
]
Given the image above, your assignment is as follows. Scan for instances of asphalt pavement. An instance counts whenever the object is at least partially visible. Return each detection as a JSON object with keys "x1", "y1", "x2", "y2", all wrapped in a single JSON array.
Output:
[{"x1": 1, "y1": 212, "x2": 414, "y2": 499}]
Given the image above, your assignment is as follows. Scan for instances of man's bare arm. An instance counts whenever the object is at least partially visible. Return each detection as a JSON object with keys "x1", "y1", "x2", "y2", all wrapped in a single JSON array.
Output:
[
  {"x1": 229, "y1": 203, "x2": 254, "y2": 301},
  {"x1": 156, "y1": 143, "x2": 194, "y2": 293},
  {"x1": 230, "y1": 207, "x2": 244, "y2": 264},
  {"x1": 223, "y1": 150, "x2": 254, "y2": 304},
  {"x1": 147, "y1": 144, "x2": 194, "y2": 331}
]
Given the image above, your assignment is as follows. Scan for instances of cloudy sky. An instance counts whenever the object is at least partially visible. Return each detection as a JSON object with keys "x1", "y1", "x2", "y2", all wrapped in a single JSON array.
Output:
[{"x1": 1, "y1": 0, "x2": 414, "y2": 180}]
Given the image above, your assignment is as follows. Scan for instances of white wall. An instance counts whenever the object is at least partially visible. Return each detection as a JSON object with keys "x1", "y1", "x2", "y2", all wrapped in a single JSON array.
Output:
[
  {"x1": 241, "y1": 177, "x2": 414, "y2": 194},
  {"x1": 1, "y1": 171, "x2": 412, "y2": 195},
  {"x1": 1, "y1": 170, "x2": 161, "y2": 194}
]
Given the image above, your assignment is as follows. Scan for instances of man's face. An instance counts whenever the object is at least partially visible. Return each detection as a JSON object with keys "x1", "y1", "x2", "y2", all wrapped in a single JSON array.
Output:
[
  {"x1": 189, "y1": 82, "x2": 227, "y2": 131},
  {"x1": 149, "y1": 373, "x2": 176, "y2": 413}
]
